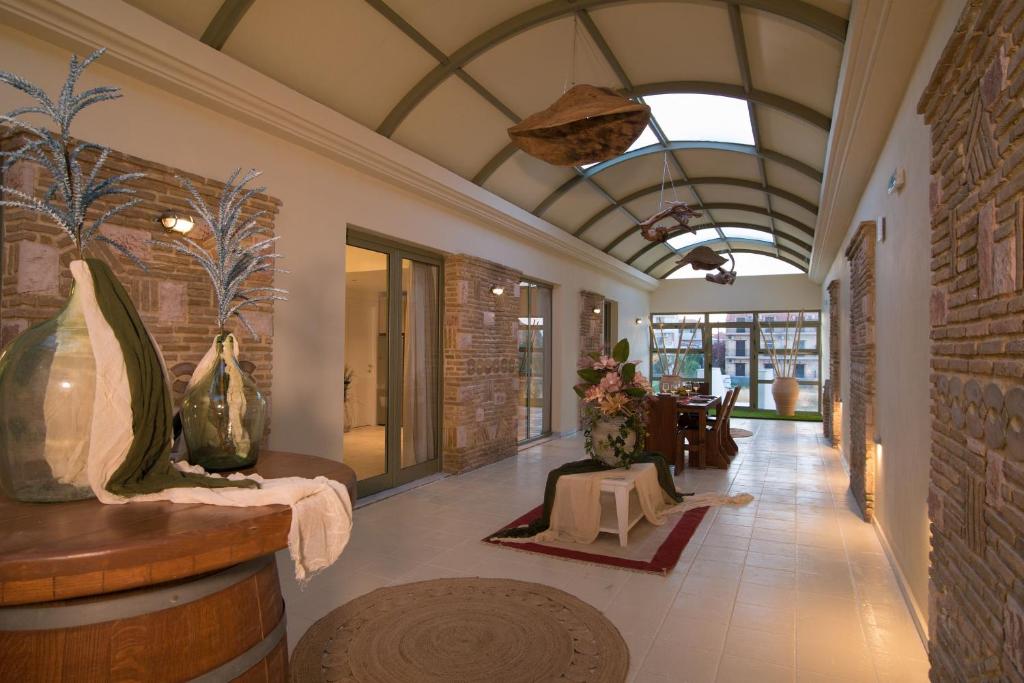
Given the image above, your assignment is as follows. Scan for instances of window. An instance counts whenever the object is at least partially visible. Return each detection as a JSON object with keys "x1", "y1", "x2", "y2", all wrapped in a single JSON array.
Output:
[
  {"x1": 735, "y1": 340, "x2": 746, "y2": 356},
  {"x1": 734, "y1": 362, "x2": 746, "y2": 377},
  {"x1": 667, "y1": 228, "x2": 720, "y2": 251},
  {"x1": 644, "y1": 94, "x2": 755, "y2": 145},
  {"x1": 721, "y1": 227, "x2": 774, "y2": 242},
  {"x1": 796, "y1": 364, "x2": 806, "y2": 379}
]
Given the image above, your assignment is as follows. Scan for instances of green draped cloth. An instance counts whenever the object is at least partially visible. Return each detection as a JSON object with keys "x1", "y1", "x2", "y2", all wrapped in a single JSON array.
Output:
[
  {"x1": 492, "y1": 452, "x2": 686, "y2": 539},
  {"x1": 88, "y1": 259, "x2": 256, "y2": 496}
]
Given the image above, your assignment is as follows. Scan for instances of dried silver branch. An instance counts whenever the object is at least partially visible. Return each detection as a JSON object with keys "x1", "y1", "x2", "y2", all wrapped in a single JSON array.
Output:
[
  {"x1": 0, "y1": 49, "x2": 145, "y2": 264},
  {"x1": 152, "y1": 168, "x2": 286, "y2": 337}
]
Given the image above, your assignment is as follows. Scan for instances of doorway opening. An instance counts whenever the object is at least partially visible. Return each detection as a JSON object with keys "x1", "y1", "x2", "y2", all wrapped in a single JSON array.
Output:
[
  {"x1": 344, "y1": 232, "x2": 442, "y2": 498},
  {"x1": 517, "y1": 280, "x2": 552, "y2": 443}
]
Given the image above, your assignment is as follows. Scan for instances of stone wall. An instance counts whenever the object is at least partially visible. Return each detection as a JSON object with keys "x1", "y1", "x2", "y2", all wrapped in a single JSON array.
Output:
[
  {"x1": 578, "y1": 290, "x2": 606, "y2": 426},
  {"x1": 845, "y1": 223, "x2": 877, "y2": 522},
  {"x1": 920, "y1": 1, "x2": 1024, "y2": 679},
  {"x1": 825, "y1": 278, "x2": 842, "y2": 446},
  {"x1": 442, "y1": 254, "x2": 522, "y2": 473},
  {"x1": 0, "y1": 141, "x2": 281, "y2": 406}
]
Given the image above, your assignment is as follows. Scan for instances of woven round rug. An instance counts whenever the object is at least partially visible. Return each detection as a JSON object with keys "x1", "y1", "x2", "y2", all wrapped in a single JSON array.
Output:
[
  {"x1": 731, "y1": 427, "x2": 754, "y2": 438},
  {"x1": 290, "y1": 577, "x2": 629, "y2": 683}
]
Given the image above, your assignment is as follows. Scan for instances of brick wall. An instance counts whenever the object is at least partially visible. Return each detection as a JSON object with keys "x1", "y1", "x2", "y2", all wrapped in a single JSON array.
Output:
[
  {"x1": 920, "y1": 2, "x2": 1024, "y2": 679},
  {"x1": 825, "y1": 278, "x2": 842, "y2": 446},
  {"x1": 0, "y1": 141, "x2": 281, "y2": 407},
  {"x1": 442, "y1": 254, "x2": 522, "y2": 473},
  {"x1": 578, "y1": 290, "x2": 606, "y2": 426},
  {"x1": 845, "y1": 223, "x2": 877, "y2": 522}
]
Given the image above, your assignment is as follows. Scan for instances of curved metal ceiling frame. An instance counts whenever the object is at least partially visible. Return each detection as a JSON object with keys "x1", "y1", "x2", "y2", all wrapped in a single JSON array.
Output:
[
  {"x1": 625, "y1": 220, "x2": 807, "y2": 265},
  {"x1": 599, "y1": 202, "x2": 813, "y2": 256},
  {"x1": 658, "y1": 247, "x2": 809, "y2": 279},
  {"x1": 473, "y1": 80, "x2": 831, "y2": 185},
  {"x1": 533, "y1": 141, "x2": 822, "y2": 217},
  {"x1": 357, "y1": 0, "x2": 843, "y2": 279},
  {"x1": 574, "y1": 177, "x2": 817, "y2": 236},
  {"x1": 374, "y1": 0, "x2": 847, "y2": 137}
]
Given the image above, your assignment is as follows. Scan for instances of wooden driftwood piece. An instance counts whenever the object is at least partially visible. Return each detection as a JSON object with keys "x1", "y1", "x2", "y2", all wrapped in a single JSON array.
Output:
[
  {"x1": 676, "y1": 246, "x2": 736, "y2": 285},
  {"x1": 637, "y1": 201, "x2": 702, "y2": 242},
  {"x1": 507, "y1": 84, "x2": 650, "y2": 166}
]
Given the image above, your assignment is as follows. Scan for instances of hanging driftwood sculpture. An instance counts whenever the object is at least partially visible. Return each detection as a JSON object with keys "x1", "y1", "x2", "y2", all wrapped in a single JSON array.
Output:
[
  {"x1": 677, "y1": 246, "x2": 737, "y2": 285},
  {"x1": 507, "y1": 84, "x2": 650, "y2": 166},
  {"x1": 637, "y1": 201, "x2": 702, "y2": 242}
]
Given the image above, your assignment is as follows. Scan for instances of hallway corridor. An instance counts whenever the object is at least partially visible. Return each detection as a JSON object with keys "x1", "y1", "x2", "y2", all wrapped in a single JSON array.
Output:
[{"x1": 280, "y1": 420, "x2": 927, "y2": 682}]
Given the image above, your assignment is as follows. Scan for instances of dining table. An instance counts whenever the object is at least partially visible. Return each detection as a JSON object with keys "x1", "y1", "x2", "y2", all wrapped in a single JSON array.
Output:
[{"x1": 676, "y1": 394, "x2": 722, "y2": 469}]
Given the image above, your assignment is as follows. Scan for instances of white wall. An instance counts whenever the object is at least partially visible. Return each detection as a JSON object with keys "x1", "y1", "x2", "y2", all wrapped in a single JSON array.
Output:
[
  {"x1": 820, "y1": 0, "x2": 967, "y2": 631},
  {"x1": 0, "y1": 26, "x2": 651, "y2": 459},
  {"x1": 651, "y1": 275, "x2": 822, "y2": 313}
]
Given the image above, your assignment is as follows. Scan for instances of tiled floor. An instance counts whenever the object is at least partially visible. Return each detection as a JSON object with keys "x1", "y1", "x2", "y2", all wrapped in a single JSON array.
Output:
[{"x1": 278, "y1": 419, "x2": 929, "y2": 682}]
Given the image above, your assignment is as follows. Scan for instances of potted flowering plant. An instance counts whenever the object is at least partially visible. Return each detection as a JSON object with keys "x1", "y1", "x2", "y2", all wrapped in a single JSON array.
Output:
[{"x1": 574, "y1": 338, "x2": 652, "y2": 467}]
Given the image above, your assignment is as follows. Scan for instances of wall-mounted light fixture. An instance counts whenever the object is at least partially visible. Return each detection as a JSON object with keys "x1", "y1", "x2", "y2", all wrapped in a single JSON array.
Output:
[
  {"x1": 592, "y1": 306, "x2": 602, "y2": 315},
  {"x1": 634, "y1": 317, "x2": 645, "y2": 325},
  {"x1": 490, "y1": 285, "x2": 504, "y2": 296},
  {"x1": 157, "y1": 211, "x2": 195, "y2": 235}
]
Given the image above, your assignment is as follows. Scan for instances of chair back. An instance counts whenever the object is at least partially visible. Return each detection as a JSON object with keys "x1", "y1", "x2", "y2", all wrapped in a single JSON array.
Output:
[
  {"x1": 644, "y1": 394, "x2": 679, "y2": 460},
  {"x1": 709, "y1": 389, "x2": 736, "y2": 436},
  {"x1": 722, "y1": 387, "x2": 740, "y2": 422}
]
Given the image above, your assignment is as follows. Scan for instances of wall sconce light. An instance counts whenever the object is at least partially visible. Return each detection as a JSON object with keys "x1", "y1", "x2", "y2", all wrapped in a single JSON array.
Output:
[
  {"x1": 634, "y1": 317, "x2": 645, "y2": 325},
  {"x1": 490, "y1": 285, "x2": 504, "y2": 296},
  {"x1": 157, "y1": 211, "x2": 195, "y2": 235},
  {"x1": 592, "y1": 306, "x2": 602, "y2": 315}
]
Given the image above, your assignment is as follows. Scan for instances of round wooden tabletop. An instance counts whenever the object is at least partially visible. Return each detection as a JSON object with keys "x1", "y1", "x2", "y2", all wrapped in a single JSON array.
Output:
[{"x1": 0, "y1": 451, "x2": 356, "y2": 606}]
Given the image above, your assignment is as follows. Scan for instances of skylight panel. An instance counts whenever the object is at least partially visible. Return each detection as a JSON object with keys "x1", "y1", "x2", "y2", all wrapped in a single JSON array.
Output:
[
  {"x1": 722, "y1": 227, "x2": 773, "y2": 242},
  {"x1": 646, "y1": 94, "x2": 754, "y2": 145},
  {"x1": 667, "y1": 228, "x2": 719, "y2": 250}
]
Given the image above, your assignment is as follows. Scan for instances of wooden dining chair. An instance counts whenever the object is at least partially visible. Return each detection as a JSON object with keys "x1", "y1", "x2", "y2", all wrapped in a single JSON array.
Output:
[
  {"x1": 679, "y1": 388, "x2": 735, "y2": 470},
  {"x1": 716, "y1": 388, "x2": 741, "y2": 461},
  {"x1": 644, "y1": 394, "x2": 683, "y2": 472}
]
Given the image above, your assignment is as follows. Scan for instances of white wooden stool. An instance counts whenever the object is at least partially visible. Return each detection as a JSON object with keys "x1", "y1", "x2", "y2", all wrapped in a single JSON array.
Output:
[{"x1": 598, "y1": 466, "x2": 648, "y2": 547}]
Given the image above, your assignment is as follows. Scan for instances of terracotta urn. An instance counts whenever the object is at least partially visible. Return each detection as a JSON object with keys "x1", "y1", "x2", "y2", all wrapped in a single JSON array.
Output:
[{"x1": 772, "y1": 377, "x2": 799, "y2": 416}]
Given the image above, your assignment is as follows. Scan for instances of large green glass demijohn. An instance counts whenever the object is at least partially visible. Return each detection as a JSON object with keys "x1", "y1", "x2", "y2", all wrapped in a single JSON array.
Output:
[
  {"x1": 153, "y1": 169, "x2": 286, "y2": 471},
  {"x1": 0, "y1": 50, "x2": 147, "y2": 502}
]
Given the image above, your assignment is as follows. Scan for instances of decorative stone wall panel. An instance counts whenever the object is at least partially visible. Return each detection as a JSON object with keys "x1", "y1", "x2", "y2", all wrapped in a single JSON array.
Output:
[
  {"x1": 578, "y1": 291, "x2": 606, "y2": 427},
  {"x1": 825, "y1": 279, "x2": 842, "y2": 446},
  {"x1": 0, "y1": 143, "x2": 281, "y2": 406},
  {"x1": 845, "y1": 224, "x2": 876, "y2": 521},
  {"x1": 919, "y1": 2, "x2": 1024, "y2": 679},
  {"x1": 442, "y1": 254, "x2": 521, "y2": 473}
]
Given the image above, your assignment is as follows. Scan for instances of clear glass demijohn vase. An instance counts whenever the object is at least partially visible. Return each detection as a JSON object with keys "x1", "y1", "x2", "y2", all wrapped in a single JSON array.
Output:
[
  {"x1": 0, "y1": 282, "x2": 97, "y2": 502},
  {"x1": 181, "y1": 332, "x2": 266, "y2": 471}
]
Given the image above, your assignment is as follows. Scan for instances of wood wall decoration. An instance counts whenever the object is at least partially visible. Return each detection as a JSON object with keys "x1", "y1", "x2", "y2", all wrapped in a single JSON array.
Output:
[
  {"x1": 637, "y1": 201, "x2": 702, "y2": 243},
  {"x1": 507, "y1": 84, "x2": 650, "y2": 166},
  {"x1": 677, "y1": 246, "x2": 736, "y2": 285}
]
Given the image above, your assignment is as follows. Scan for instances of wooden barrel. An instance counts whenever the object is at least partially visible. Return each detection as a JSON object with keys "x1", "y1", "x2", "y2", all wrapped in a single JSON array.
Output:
[{"x1": 0, "y1": 555, "x2": 287, "y2": 682}]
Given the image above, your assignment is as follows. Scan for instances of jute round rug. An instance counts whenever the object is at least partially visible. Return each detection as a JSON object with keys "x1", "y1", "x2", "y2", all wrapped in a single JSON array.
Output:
[
  {"x1": 290, "y1": 577, "x2": 629, "y2": 683},
  {"x1": 731, "y1": 427, "x2": 754, "y2": 438}
]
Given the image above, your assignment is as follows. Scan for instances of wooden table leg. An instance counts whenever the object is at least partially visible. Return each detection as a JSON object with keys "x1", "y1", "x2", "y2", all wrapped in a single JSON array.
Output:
[{"x1": 697, "y1": 410, "x2": 707, "y2": 469}]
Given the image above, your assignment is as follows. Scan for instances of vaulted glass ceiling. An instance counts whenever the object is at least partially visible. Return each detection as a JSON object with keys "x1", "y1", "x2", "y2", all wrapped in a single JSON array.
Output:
[{"x1": 123, "y1": 0, "x2": 850, "y2": 278}]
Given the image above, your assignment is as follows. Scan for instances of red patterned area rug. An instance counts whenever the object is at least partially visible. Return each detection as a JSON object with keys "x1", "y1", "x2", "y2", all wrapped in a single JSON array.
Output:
[{"x1": 483, "y1": 505, "x2": 710, "y2": 575}]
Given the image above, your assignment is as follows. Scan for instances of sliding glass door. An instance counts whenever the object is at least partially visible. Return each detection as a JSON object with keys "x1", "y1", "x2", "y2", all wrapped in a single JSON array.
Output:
[
  {"x1": 518, "y1": 281, "x2": 552, "y2": 443},
  {"x1": 650, "y1": 311, "x2": 821, "y2": 413},
  {"x1": 345, "y1": 233, "x2": 442, "y2": 497}
]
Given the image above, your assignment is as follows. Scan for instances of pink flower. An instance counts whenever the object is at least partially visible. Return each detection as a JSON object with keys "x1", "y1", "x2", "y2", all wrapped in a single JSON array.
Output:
[
  {"x1": 584, "y1": 385, "x2": 606, "y2": 403},
  {"x1": 634, "y1": 371, "x2": 652, "y2": 391},
  {"x1": 600, "y1": 372, "x2": 622, "y2": 392},
  {"x1": 592, "y1": 355, "x2": 618, "y2": 370}
]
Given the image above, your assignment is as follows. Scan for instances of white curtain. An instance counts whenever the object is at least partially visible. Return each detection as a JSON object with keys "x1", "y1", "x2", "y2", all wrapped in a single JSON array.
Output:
[{"x1": 401, "y1": 262, "x2": 438, "y2": 467}]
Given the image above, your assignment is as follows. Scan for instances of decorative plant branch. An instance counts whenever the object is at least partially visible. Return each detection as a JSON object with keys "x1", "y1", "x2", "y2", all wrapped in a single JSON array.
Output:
[
  {"x1": 759, "y1": 311, "x2": 805, "y2": 378},
  {"x1": 0, "y1": 49, "x2": 145, "y2": 266},
  {"x1": 152, "y1": 168, "x2": 287, "y2": 338},
  {"x1": 651, "y1": 320, "x2": 699, "y2": 378}
]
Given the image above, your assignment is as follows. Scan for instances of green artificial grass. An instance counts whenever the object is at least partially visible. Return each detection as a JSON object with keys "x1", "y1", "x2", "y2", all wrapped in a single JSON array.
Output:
[{"x1": 726, "y1": 407, "x2": 823, "y2": 422}]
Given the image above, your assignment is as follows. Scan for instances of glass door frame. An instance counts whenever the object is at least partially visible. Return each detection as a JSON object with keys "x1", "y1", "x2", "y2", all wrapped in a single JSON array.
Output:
[
  {"x1": 346, "y1": 229, "x2": 444, "y2": 498},
  {"x1": 650, "y1": 310, "x2": 822, "y2": 413},
  {"x1": 518, "y1": 279, "x2": 553, "y2": 444}
]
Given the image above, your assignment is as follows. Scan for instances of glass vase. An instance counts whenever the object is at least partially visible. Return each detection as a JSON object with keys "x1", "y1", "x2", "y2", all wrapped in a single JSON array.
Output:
[
  {"x1": 181, "y1": 334, "x2": 266, "y2": 471},
  {"x1": 0, "y1": 286, "x2": 97, "y2": 502}
]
